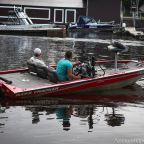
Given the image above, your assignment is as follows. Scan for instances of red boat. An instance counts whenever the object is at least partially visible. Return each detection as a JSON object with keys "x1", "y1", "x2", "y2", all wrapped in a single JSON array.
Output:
[
  {"x1": 0, "y1": 40, "x2": 143, "y2": 99},
  {"x1": 0, "y1": 58, "x2": 144, "y2": 99}
]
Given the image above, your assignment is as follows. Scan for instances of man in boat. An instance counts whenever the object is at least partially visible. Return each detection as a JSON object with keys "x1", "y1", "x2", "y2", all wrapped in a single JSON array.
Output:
[
  {"x1": 29, "y1": 48, "x2": 47, "y2": 67},
  {"x1": 56, "y1": 51, "x2": 81, "y2": 82}
]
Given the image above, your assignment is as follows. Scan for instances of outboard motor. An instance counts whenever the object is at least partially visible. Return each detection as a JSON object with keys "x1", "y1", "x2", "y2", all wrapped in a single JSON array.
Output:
[
  {"x1": 108, "y1": 40, "x2": 129, "y2": 53},
  {"x1": 108, "y1": 40, "x2": 129, "y2": 71}
]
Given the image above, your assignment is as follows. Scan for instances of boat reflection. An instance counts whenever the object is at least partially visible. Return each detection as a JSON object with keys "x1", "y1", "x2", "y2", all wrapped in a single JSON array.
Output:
[
  {"x1": 105, "y1": 107, "x2": 125, "y2": 127},
  {"x1": 0, "y1": 83, "x2": 144, "y2": 131},
  {"x1": 56, "y1": 107, "x2": 72, "y2": 131}
]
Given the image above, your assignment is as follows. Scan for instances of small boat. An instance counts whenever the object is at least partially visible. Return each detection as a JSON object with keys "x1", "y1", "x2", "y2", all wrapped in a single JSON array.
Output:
[
  {"x1": 0, "y1": 60, "x2": 144, "y2": 99},
  {"x1": 0, "y1": 42, "x2": 144, "y2": 99},
  {"x1": 0, "y1": 6, "x2": 56, "y2": 30},
  {"x1": 0, "y1": 6, "x2": 65, "y2": 37},
  {"x1": 67, "y1": 16, "x2": 115, "y2": 32}
]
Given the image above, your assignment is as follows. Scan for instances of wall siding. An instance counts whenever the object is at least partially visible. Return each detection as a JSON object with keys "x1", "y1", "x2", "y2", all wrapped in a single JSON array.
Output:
[
  {"x1": 0, "y1": 0, "x2": 120, "y2": 24},
  {"x1": 88, "y1": 0, "x2": 120, "y2": 23},
  {"x1": 0, "y1": 0, "x2": 84, "y2": 8}
]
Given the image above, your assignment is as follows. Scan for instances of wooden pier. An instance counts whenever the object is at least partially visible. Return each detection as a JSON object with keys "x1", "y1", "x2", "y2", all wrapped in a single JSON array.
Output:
[
  {"x1": 124, "y1": 27, "x2": 144, "y2": 40},
  {"x1": 0, "y1": 27, "x2": 66, "y2": 37}
]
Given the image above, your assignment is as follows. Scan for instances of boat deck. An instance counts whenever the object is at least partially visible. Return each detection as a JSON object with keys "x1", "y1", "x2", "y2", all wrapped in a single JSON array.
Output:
[
  {"x1": 0, "y1": 61, "x2": 142, "y2": 90},
  {"x1": 1, "y1": 72, "x2": 54, "y2": 89}
]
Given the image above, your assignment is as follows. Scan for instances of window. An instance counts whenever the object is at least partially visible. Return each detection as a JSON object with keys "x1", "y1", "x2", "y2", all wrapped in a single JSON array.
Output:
[
  {"x1": 24, "y1": 7, "x2": 50, "y2": 20},
  {"x1": 0, "y1": 6, "x2": 17, "y2": 18},
  {"x1": 65, "y1": 9, "x2": 76, "y2": 23},
  {"x1": 54, "y1": 9, "x2": 64, "y2": 23}
]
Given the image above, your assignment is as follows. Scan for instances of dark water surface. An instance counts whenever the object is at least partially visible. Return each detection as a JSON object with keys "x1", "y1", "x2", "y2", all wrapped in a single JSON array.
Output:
[{"x1": 0, "y1": 34, "x2": 144, "y2": 144}]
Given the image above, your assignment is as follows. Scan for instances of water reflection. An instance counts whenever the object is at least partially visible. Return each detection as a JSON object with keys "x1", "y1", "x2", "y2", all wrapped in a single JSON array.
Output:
[
  {"x1": 0, "y1": 100, "x2": 125, "y2": 131},
  {"x1": 0, "y1": 83, "x2": 144, "y2": 128},
  {"x1": 105, "y1": 107, "x2": 125, "y2": 127},
  {"x1": 1, "y1": 85, "x2": 144, "y2": 144},
  {"x1": 56, "y1": 107, "x2": 71, "y2": 131}
]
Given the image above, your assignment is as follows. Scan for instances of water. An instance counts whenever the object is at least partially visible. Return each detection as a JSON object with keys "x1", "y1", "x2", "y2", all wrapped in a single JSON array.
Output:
[
  {"x1": 0, "y1": 33, "x2": 144, "y2": 71},
  {"x1": 1, "y1": 96, "x2": 144, "y2": 144},
  {"x1": 0, "y1": 33, "x2": 144, "y2": 144}
]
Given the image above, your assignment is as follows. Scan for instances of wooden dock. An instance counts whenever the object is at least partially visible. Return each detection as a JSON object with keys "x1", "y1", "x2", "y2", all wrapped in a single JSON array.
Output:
[
  {"x1": 0, "y1": 27, "x2": 66, "y2": 37},
  {"x1": 124, "y1": 27, "x2": 144, "y2": 40}
]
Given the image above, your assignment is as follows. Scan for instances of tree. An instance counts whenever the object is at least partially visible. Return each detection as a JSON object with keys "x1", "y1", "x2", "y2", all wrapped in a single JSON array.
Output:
[
  {"x1": 123, "y1": 0, "x2": 143, "y2": 9},
  {"x1": 123, "y1": 0, "x2": 144, "y2": 16}
]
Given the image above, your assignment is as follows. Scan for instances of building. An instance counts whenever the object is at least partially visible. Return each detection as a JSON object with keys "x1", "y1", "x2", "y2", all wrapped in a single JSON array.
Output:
[
  {"x1": 87, "y1": 0, "x2": 121, "y2": 23},
  {"x1": 0, "y1": 0, "x2": 121, "y2": 25}
]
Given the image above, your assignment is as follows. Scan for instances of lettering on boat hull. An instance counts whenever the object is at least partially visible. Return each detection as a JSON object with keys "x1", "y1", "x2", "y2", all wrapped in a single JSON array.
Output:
[{"x1": 16, "y1": 87, "x2": 59, "y2": 97}]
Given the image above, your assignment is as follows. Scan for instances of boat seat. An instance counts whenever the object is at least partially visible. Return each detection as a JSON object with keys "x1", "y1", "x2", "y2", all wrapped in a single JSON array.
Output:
[
  {"x1": 27, "y1": 61, "x2": 59, "y2": 83},
  {"x1": 27, "y1": 61, "x2": 37, "y2": 74}
]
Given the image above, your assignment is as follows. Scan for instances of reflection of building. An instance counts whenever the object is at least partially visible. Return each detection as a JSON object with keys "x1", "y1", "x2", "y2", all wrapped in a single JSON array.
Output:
[{"x1": 0, "y1": 0, "x2": 121, "y2": 25}]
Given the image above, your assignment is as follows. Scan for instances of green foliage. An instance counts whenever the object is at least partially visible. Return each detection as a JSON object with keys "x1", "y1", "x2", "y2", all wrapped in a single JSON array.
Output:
[
  {"x1": 123, "y1": 0, "x2": 144, "y2": 9},
  {"x1": 123, "y1": 0, "x2": 131, "y2": 9},
  {"x1": 123, "y1": 0, "x2": 144, "y2": 16}
]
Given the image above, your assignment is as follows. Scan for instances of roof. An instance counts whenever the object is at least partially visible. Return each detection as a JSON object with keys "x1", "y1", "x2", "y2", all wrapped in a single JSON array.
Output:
[{"x1": 0, "y1": 0, "x2": 84, "y2": 8}]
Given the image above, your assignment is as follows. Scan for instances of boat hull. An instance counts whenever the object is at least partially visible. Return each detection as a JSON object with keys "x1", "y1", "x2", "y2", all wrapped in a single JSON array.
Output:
[{"x1": 0, "y1": 66, "x2": 144, "y2": 99}]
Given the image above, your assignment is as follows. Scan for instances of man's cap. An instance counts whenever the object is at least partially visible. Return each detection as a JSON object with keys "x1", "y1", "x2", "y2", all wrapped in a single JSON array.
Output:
[{"x1": 34, "y1": 48, "x2": 41, "y2": 55}]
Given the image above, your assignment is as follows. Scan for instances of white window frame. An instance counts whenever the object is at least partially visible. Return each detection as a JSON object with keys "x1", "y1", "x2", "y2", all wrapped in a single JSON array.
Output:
[
  {"x1": 24, "y1": 7, "x2": 50, "y2": 20},
  {"x1": 65, "y1": 9, "x2": 76, "y2": 23},
  {"x1": 0, "y1": 6, "x2": 21, "y2": 18},
  {"x1": 54, "y1": 9, "x2": 64, "y2": 23}
]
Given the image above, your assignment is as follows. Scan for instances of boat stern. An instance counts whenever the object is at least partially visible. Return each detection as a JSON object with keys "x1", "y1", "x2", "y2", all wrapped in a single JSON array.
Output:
[{"x1": 0, "y1": 81, "x2": 22, "y2": 98}]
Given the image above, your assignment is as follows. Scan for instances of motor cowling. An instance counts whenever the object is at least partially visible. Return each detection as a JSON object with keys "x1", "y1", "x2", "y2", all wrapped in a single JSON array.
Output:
[{"x1": 108, "y1": 41, "x2": 129, "y2": 53}]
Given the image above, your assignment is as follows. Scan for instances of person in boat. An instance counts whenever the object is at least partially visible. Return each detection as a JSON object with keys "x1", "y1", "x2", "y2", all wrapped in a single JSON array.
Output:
[
  {"x1": 56, "y1": 51, "x2": 81, "y2": 82},
  {"x1": 29, "y1": 48, "x2": 47, "y2": 67},
  {"x1": 29, "y1": 48, "x2": 54, "y2": 70}
]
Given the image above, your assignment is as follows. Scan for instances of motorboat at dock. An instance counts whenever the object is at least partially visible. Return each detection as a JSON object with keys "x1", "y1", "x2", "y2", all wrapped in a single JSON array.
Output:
[
  {"x1": 67, "y1": 16, "x2": 116, "y2": 32},
  {"x1": 0, "y1": 6, "x2": 65, "y2": 37}
]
